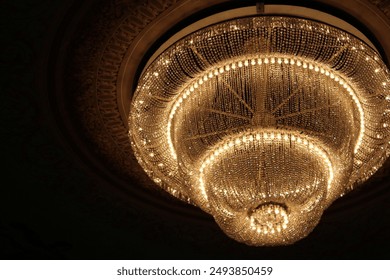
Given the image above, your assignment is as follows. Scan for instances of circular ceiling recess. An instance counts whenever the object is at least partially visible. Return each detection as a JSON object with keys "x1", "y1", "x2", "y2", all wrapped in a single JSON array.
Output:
[{"x1": 128, "y1": 7, "x2": 390, "y2": 245}]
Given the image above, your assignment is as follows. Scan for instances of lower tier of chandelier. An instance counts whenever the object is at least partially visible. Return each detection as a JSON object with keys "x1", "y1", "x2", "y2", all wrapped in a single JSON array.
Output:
[{"x1": 129, "y1": 16, "x2": 390, "y2": 245}]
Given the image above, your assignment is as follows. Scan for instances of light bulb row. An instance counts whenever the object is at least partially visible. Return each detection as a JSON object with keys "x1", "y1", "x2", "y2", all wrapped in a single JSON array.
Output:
[
  {"x1": 198, "y1": 131, "x2": 334, "y2": 202},
  {"x1": 166, "y1": 55, "x2": 365, "y2": 161}
]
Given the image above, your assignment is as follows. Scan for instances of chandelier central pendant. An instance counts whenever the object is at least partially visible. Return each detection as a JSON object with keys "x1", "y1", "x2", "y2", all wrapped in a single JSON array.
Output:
[{"x1": 129, "y1": 16, "x2": 390, "y2": 245}]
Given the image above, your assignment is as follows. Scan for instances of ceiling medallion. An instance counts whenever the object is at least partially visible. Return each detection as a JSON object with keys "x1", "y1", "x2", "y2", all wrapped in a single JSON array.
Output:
[{"x1": 129, "y1": 15, "x2": 390, "y2": 245}]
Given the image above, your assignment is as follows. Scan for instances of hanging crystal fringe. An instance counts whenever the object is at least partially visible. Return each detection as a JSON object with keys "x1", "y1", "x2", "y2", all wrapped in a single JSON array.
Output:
[{"x1": 129, "y1": 16, "x2": 390, "y2": 245}]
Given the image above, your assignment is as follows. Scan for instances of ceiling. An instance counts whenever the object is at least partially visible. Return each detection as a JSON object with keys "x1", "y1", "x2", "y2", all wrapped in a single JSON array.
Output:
[{"x1": 1, "y1": 0, "x2": 390, "y2": 259}]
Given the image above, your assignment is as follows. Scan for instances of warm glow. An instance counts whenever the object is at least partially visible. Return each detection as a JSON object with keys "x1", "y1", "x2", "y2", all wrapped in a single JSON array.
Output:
[{"x1": 129, "y1": 16, "x2": 390, "y2": 246}]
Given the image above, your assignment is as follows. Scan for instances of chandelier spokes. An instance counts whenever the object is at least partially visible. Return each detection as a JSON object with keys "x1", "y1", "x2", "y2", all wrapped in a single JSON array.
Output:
[{"x1": 130, "y1": 16, "x2": 390, "y2": 245}]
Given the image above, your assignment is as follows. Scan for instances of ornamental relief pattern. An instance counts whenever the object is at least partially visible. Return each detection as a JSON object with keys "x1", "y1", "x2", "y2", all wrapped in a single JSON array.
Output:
[
  {"x1": 70, "y1": 0, "x2": 179, "y2": 192},
  {"x1": 371, "y1": 0, "x2": 390, "y2": 17}
]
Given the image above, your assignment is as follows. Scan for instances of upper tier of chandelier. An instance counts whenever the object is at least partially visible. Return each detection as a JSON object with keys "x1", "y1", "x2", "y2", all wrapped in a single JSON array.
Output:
[{"x1": 129, "y1": 16, "x2": 390, "y2": 245}]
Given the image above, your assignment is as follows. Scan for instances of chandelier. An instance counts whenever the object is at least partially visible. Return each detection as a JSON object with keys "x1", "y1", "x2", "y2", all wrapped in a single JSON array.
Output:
[{"x1": 129, "y1": 15, "x2": 390, "y2": 245}]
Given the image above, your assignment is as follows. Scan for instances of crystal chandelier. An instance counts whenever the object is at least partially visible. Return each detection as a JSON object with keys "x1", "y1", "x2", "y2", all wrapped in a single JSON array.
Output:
[{"x1": 129, "y1": 16, "x2": 390, "y2": 246}]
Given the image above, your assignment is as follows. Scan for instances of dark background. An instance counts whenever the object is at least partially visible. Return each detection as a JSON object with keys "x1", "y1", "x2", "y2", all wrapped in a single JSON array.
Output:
[{"x1": 1, "y1": 0, "x2": 390, "y2": 259}]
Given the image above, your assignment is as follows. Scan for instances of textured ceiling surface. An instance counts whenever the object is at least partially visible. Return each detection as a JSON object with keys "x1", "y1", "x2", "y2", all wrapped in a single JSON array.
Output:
[{"x1": 1, "y1": 0, "x2": 390, "y2": 259}]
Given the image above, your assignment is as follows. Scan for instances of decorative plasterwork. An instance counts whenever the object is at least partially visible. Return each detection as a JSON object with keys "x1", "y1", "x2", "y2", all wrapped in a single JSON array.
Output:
[{"x1": 70, "y1": 0, "x2": 180, "y2": 193}]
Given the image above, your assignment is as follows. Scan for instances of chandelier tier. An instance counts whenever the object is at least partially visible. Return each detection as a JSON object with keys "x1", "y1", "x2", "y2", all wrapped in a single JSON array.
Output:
[{"x1": 129, "y1": 16, "x2": 390, "y2": 245}]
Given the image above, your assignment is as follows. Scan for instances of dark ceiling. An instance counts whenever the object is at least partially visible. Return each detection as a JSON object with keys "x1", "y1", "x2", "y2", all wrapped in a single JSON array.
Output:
[{"x1": 1, "y1": 0, "x2": 390, "y2": 259}]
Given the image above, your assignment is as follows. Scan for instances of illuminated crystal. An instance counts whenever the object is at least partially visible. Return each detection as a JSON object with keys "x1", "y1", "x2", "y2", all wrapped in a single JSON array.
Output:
[{"x1": 129, "y1": 16, "x2": 390, "y2": 246}]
